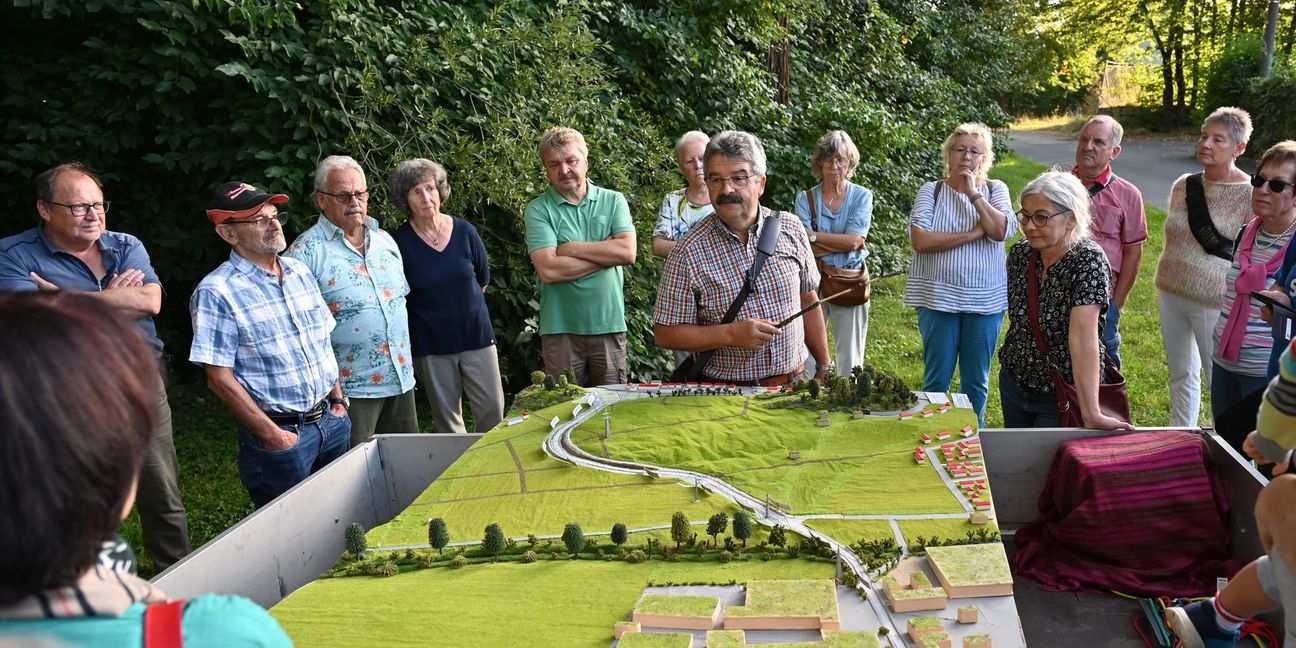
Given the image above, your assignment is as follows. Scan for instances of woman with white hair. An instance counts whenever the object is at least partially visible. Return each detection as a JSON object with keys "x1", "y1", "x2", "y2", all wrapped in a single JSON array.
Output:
[
  {"x1": 794, "y1": 130, "x2": 873, "y2": 376},
  {"x1": 906, "y1": 123, "x2": 1014, "y2": 425},
  {"x1": 998, "y1": 171, "x2": 1133, "y2": 430},
  {"x1": 1155, "y1": 107, "x2": 1254, "y2": 427},
  {"x1": 651, "y1": 130, "x2": 713, "y2": 260}
]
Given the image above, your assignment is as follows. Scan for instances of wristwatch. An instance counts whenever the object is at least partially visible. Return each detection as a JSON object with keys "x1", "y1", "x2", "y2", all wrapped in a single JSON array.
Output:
[
  {"x1": 329, "y1": 395, "x2": 351, "y2": 410},
  {"x1": 820, "y1": 363, "x2": 837, "y2": 374},
  {"x1": 809, "y1": 232, "x2": 818, "y2": 243}
]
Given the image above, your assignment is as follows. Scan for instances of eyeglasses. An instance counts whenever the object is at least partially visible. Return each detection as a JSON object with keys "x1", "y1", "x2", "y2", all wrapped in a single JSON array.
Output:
[
  {"x1": 1252, "y1": 173, "x2": 1294, "y2": 194},
  {"x1": 1015, "y1": 208, "x2": 1071, "y2": 228},
  {"x1": 705, "y1": 174, "x2": 753, "y2": 188},
  {"x1": 317, "y1": 190, "x2": 370, "y2": 204},
  {"x1": 49, "y1": 201, "x2": 110, "y2": 217},
  {"x1": 224, "y1": 212, "x2": 288, "y2": 227},
  {"x1": 954, "y1": 148, "x2": 983, "y2": 158}
]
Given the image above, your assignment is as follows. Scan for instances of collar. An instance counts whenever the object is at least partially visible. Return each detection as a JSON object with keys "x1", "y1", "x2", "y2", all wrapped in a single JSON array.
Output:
[
  {"x1": 314, "y1": 214, "x2": 378, "y2": 240},
  {"x1": 1072, "y1": 164, "x2": 1114, "y2": 189},
  {"x1": 36, "y1": 223, "x2": 111, "y2": 257},
  {"x1": 0, "y1": 565, "x2": 167, "y2": 620},
  {"x1": 229, "y1": 250, "x2": 292, "y2": 279},
  {"x1": 716, "y1": 206, "x2": 773, "y2": 243},
  {"x1": 548, "y1": 181, "x2": 598, "y2": 207}
]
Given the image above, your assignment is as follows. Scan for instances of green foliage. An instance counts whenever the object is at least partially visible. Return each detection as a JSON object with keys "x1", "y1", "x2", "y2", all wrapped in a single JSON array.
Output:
[
  {"x1": 626, "y1": 549, "x2": 647, "y2": 563},
  {"x1": 733, "y1": 511, "x2": 754, "y2": 548},
  {"x1": 530, "y1": 371, "x2": 546, "y2": 387},
  {"x1": 610, "y1": 522, "x2": 628, "y2": 546},
  {"x1": 345, "y1": 522, "x2": 367, "y2": 559},
  {"x1": 543, "y1": 375, "x2": 557, "y2": 391},
  {"x1": 449, "y1": 554, "x2": 469, "y2": 569},
  {"x1": 481, "y1": 523, "x2": 506, "y2": 562},
  {"x1": 428, "y1": 517, "x2": 450, "y2": 555},
  {"x1": 670, "y1": 511, "x2": 691, "y2": 549},
  {"x1": 377, "y1": 562, "x2": 400, "y2": 577},
  {"x1": 561, "y1": 522, "x2": 585, "y2": 558},
  {"x1": 706, "y1": 513, "x2": 728, "y2": 547},
  {"x1": 557, "y1": 374, "x2": 569, "y2": 389},
  {"x1": 520, "y1": 550, "x2": 537, "y2": 564},
  {"x1": 718, "y1": 550, "x2": 733, "y2": 563}
]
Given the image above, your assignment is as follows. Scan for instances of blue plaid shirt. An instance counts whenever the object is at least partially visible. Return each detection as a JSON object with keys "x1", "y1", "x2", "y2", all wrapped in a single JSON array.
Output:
[{"x1": 189, "y1": 251, "x2": 338, "y2": 413}]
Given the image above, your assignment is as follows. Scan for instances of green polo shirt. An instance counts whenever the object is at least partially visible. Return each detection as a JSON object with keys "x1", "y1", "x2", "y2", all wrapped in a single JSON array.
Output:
[{"x1": 524, "y1": 182, "x2": 634, "y2": 336}]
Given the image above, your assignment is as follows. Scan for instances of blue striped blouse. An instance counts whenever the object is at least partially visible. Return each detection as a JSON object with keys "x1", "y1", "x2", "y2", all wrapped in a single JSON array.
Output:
[{"x1": 903, "y1": 179, "x2": 1016, "y2": 314}]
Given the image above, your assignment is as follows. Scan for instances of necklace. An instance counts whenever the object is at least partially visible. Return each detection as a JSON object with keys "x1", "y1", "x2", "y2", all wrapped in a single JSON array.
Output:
[
  {"x1": 416, "y1": 216, "x2": 447, "y2": 247},
  {"x1": 823, "y1": 185, "x2": 846, "y2": 211},
  {"x1": 1258, "y1": 217, "x2": 1296, "y2": 251}
]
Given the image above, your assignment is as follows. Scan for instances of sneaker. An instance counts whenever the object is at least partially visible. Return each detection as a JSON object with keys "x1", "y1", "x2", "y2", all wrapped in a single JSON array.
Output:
[{"x1": 1165, "y1": 599, "x2": 1240, "y2": 648}]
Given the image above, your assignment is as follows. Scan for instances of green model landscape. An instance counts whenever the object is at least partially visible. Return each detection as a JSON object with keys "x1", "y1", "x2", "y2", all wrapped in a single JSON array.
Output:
[
  {"x1": 271, "y1": 388, "x2": 993, "y2": 646},
  {"x1": 634, "y1": 594, "x2": 720, "y2": 617},
  {"x1": 726, "y1": 579, "x2": 839, "y2": 620}
]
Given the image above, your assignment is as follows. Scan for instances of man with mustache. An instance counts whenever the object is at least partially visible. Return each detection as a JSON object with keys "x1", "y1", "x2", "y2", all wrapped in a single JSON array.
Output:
[
  {"x1": 0, "y1": 161, "x2": 191, "y2": 571},
  {"x1": 653, "y1": 130, "x2": 831, "y2": 385},
  {"x1": 190, "y1": 181, "x2": 349, "y2": 508},
  {"x1": 1073, "y1": 115, "x2": 1147, "y2": 370},
  {"x1": 525, "y1": 127, "x2": 637, "y2": 386},
  {"x1": 286, "y1": 156, "x2": 417, "y2": 444}
]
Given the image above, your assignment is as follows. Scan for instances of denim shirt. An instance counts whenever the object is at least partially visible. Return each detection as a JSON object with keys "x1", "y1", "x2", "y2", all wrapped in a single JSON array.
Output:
[{"x1": 794, "y1": 182, "x2": 873, "y2": 270}]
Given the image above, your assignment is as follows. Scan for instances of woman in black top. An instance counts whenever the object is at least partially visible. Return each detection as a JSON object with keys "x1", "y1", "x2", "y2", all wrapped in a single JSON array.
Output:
[{"x1": 998, "y1": 171, "x2": 1134, "y2": 430}]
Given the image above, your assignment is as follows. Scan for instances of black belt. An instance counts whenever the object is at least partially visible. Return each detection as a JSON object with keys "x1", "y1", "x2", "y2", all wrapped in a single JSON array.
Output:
[{"x1": 264, "y1": 399, "x2": 328, "y2": 426}]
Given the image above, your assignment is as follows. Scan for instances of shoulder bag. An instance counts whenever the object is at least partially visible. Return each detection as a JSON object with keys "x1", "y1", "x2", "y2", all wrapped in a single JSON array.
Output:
[
  {"x1": 1185, "y1": 173, "x2": 1235, "y2": 261},
  {"x1": 806, "y1": 190, "x2": 870, "y2": 306},
  {"x1": 671, "y1": 212, "x2": 784, "y2": 382},
  {"x1": 1026, "y1": 250, "x2": 1131, "y2": 427}
]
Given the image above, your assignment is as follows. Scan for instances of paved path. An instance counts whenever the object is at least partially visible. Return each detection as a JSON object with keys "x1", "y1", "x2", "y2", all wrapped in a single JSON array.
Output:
[{"x1": 1007, "y1": 129, "x2": 1201, "y2": 210}]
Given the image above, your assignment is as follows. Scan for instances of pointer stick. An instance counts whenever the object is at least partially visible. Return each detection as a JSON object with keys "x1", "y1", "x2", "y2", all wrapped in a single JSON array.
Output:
[{"x1": 775, "y1": 269, "x2": 906, "y2": 329}]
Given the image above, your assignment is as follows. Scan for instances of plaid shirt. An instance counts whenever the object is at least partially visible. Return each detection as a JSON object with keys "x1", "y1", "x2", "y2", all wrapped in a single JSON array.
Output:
[
  {"x1": 189, "y1": 251, "x2": 338, "y2": 413},
  {"x1": 654, "y1": 207, "x2": 819, "y2": 381}
]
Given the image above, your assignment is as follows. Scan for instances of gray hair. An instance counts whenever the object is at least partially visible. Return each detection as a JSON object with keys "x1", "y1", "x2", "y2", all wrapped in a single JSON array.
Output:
[
  {"x1": 704, "y1": 130, "x2": 767, "y2": 178},
  {"x1": 388, "y1": 158, "x2": 451, "y2": 214},
  {"x1": 939, "y1": 123, "x2": 996, "y2": 181},
  {"x1": 313, "y1": 155, "x2": 366, "y2": 192},
  {"x1": 1081, "y1": 115, "x2": 1124, "y2": 148},
  {"x1": 674, "y1": 130, "x2": 710, "y2": 158},
  {"x1": 1203, "y1": 106, "x2": 1253, "y2": 147},
  {"x1": 1020, "y1": 170, "x2": 1091, "y2": 246},
  {"x1": 810, "y1": 130, "x2": 860, "y2": 180},
  {"x1": 538, "y1": 127, "x2": 588, "y2": 159}
]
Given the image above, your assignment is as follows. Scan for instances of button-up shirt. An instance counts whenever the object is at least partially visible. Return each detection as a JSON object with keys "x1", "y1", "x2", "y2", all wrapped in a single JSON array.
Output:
[
  {"x1": 0, "y1": 225, "x2": 164, "y2": 357},
  {"x1": 1073, "y1": 165, "x2": 1148, "y2": 281},
  {"x1": 189, "y1": 252, "x2": 338, "y2": 413},
  {"x1": 285, "y1": 215, "x2": 414, "y2": 398},
  {"x1": 654, "y1": 207, "x2": 819, "y2": 381}
]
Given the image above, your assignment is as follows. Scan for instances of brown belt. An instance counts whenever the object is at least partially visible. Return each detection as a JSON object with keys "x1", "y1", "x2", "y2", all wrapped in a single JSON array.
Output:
[{"x1": 701, "y1": 364, "x2": 804, "y2": 388}]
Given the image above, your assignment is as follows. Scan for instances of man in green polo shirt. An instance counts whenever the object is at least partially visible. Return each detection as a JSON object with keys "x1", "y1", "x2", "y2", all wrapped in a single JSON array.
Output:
[{"x1": 525, "y1": 127, "x2": 636, "y2": 386}]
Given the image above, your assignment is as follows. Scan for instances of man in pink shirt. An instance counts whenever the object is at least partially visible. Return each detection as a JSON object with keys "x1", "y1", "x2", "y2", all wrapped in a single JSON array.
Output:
[{"x1": 1073, "y1": 115, "x2": 1148, "y2": 370}]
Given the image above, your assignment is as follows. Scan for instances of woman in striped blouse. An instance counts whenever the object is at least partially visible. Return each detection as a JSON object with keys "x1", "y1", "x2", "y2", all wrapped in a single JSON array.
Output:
[{"x1": 905, "y1": 123, "x2": 1015, "y2": 425}]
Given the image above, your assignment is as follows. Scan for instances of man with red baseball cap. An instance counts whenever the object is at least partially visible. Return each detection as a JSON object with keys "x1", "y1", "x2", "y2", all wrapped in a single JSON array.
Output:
[{"x1": 189, "y1": 181, "x2": 350, "y2": 508}]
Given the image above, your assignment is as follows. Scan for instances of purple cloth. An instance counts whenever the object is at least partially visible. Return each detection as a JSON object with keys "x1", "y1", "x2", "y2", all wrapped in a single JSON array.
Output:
[{"x1": 1011, "y1": 431, "x2": 1240, "y2": 597}]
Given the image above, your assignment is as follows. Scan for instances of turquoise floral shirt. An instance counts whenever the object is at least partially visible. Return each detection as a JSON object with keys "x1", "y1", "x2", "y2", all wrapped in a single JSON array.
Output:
[{"x1": 286, "y1": 215, "x2": 415, "y2": 398}]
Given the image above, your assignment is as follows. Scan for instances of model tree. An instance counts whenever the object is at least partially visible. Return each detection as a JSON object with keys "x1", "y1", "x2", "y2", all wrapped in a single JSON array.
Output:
[
  {"x1": 610, "y1": 522, "x2": 628, "y2": 546},
  {"x1": 768, "y1": 523, "x2": 786, "y2": 549},
  {"x1": 807, "y1": 379, "x2": 821, "y2": 399},
  {"x1": 732, "y1": 511, "x2": 752, "y2": 548},
  {"x1": 563, "y1": 367, "x2": 576, "y2": 385},
  {"x1": 706, "y1": 512, "x2": 728, "y2": 547},
  {"x1": 345, "y1": 522, "x2": 367, "y2": 559},
  {"x1": 480, "y1": 523, "x2": 506, "y2": 562},
  {"x1": 530, "y1": 370, "x2": 545, "y2": 386},
  {"x1": 543, "y1": 374, "x2": 556, "y2": 390},
  {"x1": 670, "y1": 511, "x2": 691, "y2": 549},
  {"x1": 428, "y1": 517, "x2": 450, "y2": 555},
  {"x1": 562, "y1": 522, "x2": 585, "y2": 559}
]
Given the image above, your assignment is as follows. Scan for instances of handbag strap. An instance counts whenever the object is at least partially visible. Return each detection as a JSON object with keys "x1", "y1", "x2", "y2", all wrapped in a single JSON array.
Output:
[
  {"x1": 144, "y1": 599, "x2": 186, "y2": 648},
  {"x1": 1185, "y1": 173, "x2": 1235, "y2": 261},
  {"x1": 686, "y1": 211, "x2": 783, "y2": 380},
  {"x1": 1025, "y1": 250, "x2": 1051, "y2": 357}
]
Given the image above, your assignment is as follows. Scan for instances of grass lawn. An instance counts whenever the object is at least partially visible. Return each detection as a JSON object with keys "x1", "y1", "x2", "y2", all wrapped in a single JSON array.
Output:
[
  {"x1": 924, "y1": 543, "x2": 1012, "y2": 587},
  {"x1": 617, "y1": 633, "x2": 693, "y2": 648},
  {"x1": 270, "y1": 557, "x2": 833, "y2": 647},
  {"x1": 725, "y1": 579, "x2": 839, "y2": 620},
  {"x1": 706, "y1": 630, "x2": 747, "y2": 648},
  {"x1": 634, "y1": 594, "x2": 720, "y2": 617}
]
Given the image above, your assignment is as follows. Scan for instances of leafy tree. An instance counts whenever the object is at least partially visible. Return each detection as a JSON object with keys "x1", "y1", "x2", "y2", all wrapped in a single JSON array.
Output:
[
  {"x1": 481, "y1": 523, "x2": 506, "y2": 563},
  {"x1": 428, "y1": 518, "x2": 450, "y2": 556},
  {"x1": 557, "y1": 374, "x2": 569, "y2": 388},
  {"x1": 767, "y1": 523, "x2": 786, "y2": 549},
  {"x1": 562, "y1": 522, "x2": 585, "y2": 558},
  {"x1": 733, "y1": 511, "x2": 753, "y2": 548},
  {"x1": 856, "y1": 371, "x2": 872, "y2": 399},
  {"x1": 530, "y1": 370, "x2": 546, "y2": 386},
  {"x1": 670, "y1": 511, "x2": 691, "y2": 549},
  {"x1": 543, "y1": 375, "x2": 556, "y2": 391},
  {"x1": 563, "y1": 367, "x2": 577, "y2": 385},
  {"x1": 807, "y1": 380, "x2": 821, "y2": 399},
  {"x1": 610, "y1": 522, "x2": 628, "y2": 546},
  {"x1": 345, "y1": 522, "x2": 367, "y2": 559},
  {"x1": 706, "y1": 513, "x2": 728, "y2": 547}
]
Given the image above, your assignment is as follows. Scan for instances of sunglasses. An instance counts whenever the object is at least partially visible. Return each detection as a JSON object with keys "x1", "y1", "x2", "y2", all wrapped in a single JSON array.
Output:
[{"x1": 1252, "y1": 172, "x2": 1295, "y2": 194}]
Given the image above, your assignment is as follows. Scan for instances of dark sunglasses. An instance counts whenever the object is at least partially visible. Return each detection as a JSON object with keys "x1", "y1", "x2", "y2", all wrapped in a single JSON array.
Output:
[{"x1": 1252, "y1": 172, "x2": 1294, "y2": 194}]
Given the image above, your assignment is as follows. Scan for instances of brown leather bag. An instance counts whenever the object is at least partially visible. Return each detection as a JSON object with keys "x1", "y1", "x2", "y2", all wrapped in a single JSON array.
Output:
[{"x1": 806, "y1": 190, "x2": 870, "y2": 306}]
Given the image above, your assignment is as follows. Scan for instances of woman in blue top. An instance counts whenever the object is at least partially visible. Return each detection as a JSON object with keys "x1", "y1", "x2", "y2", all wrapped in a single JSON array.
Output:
[
  {"x1": 905, "y1": 123, "x2": 1015, "y2": 425},
  {"x1": 390, "y1": 159, "x2": 505, "y2": 434},
  {"x1": 794, "y1": 130, "x2": 873, "y2": 376},
  {"x1": 0, "y1": 292, "x2": 290, "y2": 647}
]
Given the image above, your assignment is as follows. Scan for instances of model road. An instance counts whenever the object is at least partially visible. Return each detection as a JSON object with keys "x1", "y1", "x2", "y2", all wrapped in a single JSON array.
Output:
[{"x1": 541, "y1": 387, "x2": 906, "y2": 645}]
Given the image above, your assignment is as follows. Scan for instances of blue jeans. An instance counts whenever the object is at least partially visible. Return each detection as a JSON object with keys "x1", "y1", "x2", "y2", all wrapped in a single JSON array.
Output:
[
  {"x1": 1102, "y1": 298, "x2": 1122, "y2": 371},
  {"x1": 1210, "y1": 362, "x2": 1270, "y2": 424},
  {"x1": 916, "y1": 307, "x2": 1005, "y2": 427},
  {"x1": 998, "y1": 368, "x2": 1059, "y2": 428},
  {"x1": 237, "y1": 409, "x2": 350, "y2": 508}
]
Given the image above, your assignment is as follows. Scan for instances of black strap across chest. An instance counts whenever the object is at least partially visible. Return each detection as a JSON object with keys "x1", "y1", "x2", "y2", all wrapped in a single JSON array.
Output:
[{"x1": 1184, "y1": 173, "x2": 1235, "y2": 261}]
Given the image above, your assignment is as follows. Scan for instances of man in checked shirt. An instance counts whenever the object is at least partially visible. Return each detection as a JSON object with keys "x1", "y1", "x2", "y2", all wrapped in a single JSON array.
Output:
[{"x1": 653, "y1": 130, "x2": 831, "y2": 386}]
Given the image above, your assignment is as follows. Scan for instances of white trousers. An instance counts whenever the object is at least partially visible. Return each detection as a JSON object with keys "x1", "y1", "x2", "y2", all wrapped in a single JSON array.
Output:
[
  {"x1": 1158, "y1": 290, "x2": 1220, "y2": 427},
  {"x1": 820, "y1": 302, "x2": 869, "y2": 374}
]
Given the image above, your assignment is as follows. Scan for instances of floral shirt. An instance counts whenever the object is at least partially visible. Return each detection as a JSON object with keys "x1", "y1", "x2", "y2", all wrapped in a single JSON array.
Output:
[
  {"x1": 998, "y1": 238, "x2": 1112, "y2": 394},
  {"x1": 652, "y1": 188, "x2": 714, "y2": 242},
  {"x1": 286, "y1": 215, "x2": 415, "y2": 398}
]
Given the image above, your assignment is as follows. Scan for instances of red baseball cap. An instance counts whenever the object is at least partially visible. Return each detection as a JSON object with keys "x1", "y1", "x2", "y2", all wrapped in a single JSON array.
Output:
[{"x1": 205, "y1": 181, "x2": 289, "y2": 224}]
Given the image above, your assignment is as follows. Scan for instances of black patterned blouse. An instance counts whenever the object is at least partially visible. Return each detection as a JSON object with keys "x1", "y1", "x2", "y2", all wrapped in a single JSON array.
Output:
[{"x1": 998, "y1": 237, "x2": 1113, "y2": 394}]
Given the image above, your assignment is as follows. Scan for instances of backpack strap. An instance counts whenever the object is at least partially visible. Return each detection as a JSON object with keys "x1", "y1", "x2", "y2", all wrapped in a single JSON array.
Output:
[{"x1": 144, "y1": 599, "x2": 186, "y2": 648}]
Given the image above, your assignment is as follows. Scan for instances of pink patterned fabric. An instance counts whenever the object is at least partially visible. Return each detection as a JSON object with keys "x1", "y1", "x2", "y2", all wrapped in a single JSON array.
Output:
[{"x1": 1011, "y1": 431, "x2": 1240, "y2": 597}]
